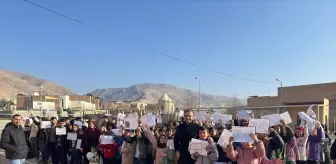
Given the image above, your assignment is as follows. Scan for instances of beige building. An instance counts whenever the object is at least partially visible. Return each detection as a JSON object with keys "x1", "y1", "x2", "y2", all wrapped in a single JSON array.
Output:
[
  {"x1": 247, "y1": 82, "x2": 336, "y2": 131},
  {"x1": 157, "y1": 93, "x2": 175, "y2": 114},
  {"x1": 16, "y1": 94, "x2": 101, "y2": 110}
]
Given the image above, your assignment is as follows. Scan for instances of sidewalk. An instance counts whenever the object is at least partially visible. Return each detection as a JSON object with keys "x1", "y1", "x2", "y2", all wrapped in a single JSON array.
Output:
[{"x1": 0, "y1": 151, "x2": 34, "y2": 164}]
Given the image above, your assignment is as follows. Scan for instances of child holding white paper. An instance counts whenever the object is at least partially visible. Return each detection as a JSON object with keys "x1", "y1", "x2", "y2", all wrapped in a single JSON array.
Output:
[
  {"x1": 191, "y1": 127, "x2": 219, "y2": 164},
  {"x1": 142, "y1": 124, "x2": 174, "y2": 164},
  {"x1": 295, "y1": 121, "x2": 308, "y2": 164},
  {"x1": 279, "y1": 119, "x2": 299, "y2": 164},
  {"x1": 227, "y1": 133, "x2": 282, "y2": 164},
  {"x1": 54, "y1": 119, "x2": 68, "y2": 164},
  {"x1": 307, "y1": 121, "x2": 323, "y2": 163},
  {"x1": 68, "y1": 124, "x2": 83, "y2": 164}
]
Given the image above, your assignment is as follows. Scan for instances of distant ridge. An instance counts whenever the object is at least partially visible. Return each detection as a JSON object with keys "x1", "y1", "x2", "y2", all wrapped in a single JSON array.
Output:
[
  {"x1": 88, "y1": 83, "x2": 246, "y2": 108},
  {"x1": 0, "y1": 69, "x2": 74, "y2": 100}
]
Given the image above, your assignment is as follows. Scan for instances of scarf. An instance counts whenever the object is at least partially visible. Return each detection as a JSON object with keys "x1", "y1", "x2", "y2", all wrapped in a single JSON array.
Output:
[{"x1": 157, "y1": 135, "x2": 167, "y2": 149}]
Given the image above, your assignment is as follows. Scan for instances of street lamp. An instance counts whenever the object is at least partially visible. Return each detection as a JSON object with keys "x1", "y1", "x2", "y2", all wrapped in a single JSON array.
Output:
[
  {"x1": 194, "y1": 77, "x2": 201, "y2": 111},
  {"x1": 40, "y1": 85, "x2": 43, "y2": 102},
  {"x1": 276, "y1": 79, "x2": 283, "y2": 112}
]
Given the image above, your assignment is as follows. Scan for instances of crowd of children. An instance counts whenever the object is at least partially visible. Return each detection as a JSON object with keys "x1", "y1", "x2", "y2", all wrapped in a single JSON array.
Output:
[{"x1": 14, "y1": 109, "x2": 336, "y2": 164}]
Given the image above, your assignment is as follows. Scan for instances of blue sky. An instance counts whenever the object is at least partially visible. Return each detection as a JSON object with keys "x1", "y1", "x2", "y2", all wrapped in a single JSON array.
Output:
[{"x1": 1, "y1": 0, "x2": 335, "y2": 98}]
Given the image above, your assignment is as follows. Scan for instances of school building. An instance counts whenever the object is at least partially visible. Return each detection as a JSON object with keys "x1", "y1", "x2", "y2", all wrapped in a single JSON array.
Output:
[{"x1": 247, "y1": 82, "x2": 336, "y2": 131}]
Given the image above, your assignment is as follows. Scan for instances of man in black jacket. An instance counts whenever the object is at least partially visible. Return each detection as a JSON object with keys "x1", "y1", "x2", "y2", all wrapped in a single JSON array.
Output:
[
  {"x1": 0, "y1": 114, "x2": 28, "y2": 164},
  {"x1": 174, "y1": 109, "x2": 201, "y2": 164}
]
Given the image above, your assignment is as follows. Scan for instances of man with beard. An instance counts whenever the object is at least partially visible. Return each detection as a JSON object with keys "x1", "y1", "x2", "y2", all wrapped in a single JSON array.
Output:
[
  {"x1": 174, "y1": 109, "x2": 201, "y2": 164},
  {"x1": 0, "y1": 114, "x2": 28, "y2": 164}
]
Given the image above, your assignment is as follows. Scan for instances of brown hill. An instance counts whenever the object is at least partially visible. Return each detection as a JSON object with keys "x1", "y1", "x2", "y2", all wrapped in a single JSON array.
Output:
[
  {"x1": 0, "y1": 69, "x2": 74, "y2": 100},
  {"x1": 89, "y1": 83, "x2": 247, "y2": 108}
]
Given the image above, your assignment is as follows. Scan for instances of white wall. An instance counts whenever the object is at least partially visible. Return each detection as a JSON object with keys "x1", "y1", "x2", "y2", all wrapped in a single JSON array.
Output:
[
  {"x1": 32, "y1": 101, "x2": 55, "y2": 110},
  {"x1": 69, "y1": 101, "x2": 96, "y2": 110},
  {"x1": 59, "y1": 95, "x2": 70, "y2": 109}
]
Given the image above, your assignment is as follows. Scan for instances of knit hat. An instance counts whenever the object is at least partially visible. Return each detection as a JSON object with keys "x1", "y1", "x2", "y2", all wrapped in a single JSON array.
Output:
[{"x1": 296, "y1": 126, "x2": 304, "y2": 133}]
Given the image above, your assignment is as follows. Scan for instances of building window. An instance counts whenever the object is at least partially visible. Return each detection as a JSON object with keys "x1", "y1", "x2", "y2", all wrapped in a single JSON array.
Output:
[{"x1": 62, "y1": 99, "x2": 64, "y2": 108}]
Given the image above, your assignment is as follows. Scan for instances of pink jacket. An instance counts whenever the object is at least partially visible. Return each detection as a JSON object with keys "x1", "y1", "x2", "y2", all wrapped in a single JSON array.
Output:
[{"x1": 227, "y1": 141, "x2": 276, "y2": 164}]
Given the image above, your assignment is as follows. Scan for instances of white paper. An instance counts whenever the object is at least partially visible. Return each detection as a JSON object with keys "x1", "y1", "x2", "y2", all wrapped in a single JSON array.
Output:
[
  {"x1": 218, "y1": 114, "x2": 232, "y2": 124},
  {"x1": 41, "y1": 121, "x2": 51, "y2": 128},
  {"x1": 298, "y1": 112, "x2": 314, "y2": 124},
  {"x1": 74, "y1": 121, "x2": 83, "y2": 127},
  {"x1": 118, "y1": 113, "x2": 126, "y2": 120},
  {"x1": 67, "y1": 132, "x2": 78, "y2": 141},
  {"x1": 248, "y1": 119, "x2": 270, "y2": 134},
  {"x1": 306, "y1": 105, "x2": 316, "y2": 118},
  {"x1": 298, "y1": 112, "x2": 315, "y2": 134},
  {"x1": 217, "y1": 129, "x2": 232, "y2": 148},
  {"x1": 261, "y1": 114, "x2": 281, "y2": 126},
  {"x1": 189, "y1": 139, "x2": 209, "y2": 156},
  {"x1": 56, "y1": 127, "x2": 66, "y2": 135},
  {"x1": 156, "y1": 115, "x2": 163, "y2": 124},
  {"x1": 124, "y1": 118, "x2": 138, "y2": 130},
  {"x1": 140, "y1": 114, "x2": 156, "y2": 127},
  {"x1": 232, "y1": 126, "x2": 255, "y2": 142},
  {"x1": 212, "y1": 112, "x2": 232, "y2": 124},
  {"x1": 280, "y1": 111, "x2": 292, "y2": 124},
  {"x1": 117, "y1": 120, "x2": 123, "y2": 128},
  {"x1": 100, "y1": 135, "x2": 113, "y2": 144},
  {"x1": 179, "y1": 111, "x2": 184, "y2": 117},
  {"x1": 76, "y1": 139, "x2": 82, "y2": 149},
  {"x1": 238, "y1": 110, "x2": 251, "y2": 120},
  {"x1": 167, "y1": 139, "x2": 174, "y2": 149},
  {"x1": 112, "y1": 129, "x2": 122, "y2": 136},
  {"x1": 195, "y1": 111, "x2": 206, "y2": 122}
]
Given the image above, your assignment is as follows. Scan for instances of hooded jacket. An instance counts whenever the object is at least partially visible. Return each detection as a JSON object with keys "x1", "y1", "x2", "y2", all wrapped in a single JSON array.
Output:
[{"x1": 0, "y1": 122, "x2": 29, "y2": 159}]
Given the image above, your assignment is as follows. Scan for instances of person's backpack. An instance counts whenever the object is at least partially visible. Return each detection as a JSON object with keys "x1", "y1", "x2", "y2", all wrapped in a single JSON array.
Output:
[
  {"x1": 99, "y1": 143, "x2": 118, "y2": 159},
  {"x1": 104, "y1": 148, "x2": 116, "y2": 159}
]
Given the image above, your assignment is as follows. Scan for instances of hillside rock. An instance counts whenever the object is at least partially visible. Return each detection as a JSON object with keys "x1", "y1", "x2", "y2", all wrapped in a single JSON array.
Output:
[
  {"x1": 0, "y1": 69, "x2": 74, "y2": 100},
  {"x1": 89, "y1": 83, "x2": 246, "y2": 108}
]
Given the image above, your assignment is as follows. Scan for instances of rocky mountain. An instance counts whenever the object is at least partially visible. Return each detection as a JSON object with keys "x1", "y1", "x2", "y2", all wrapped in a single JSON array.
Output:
[
  {"x1": 0, "y1": 69, "x2": 74, "y2": 100},
  {"x1": 89, "y1": 83, "x2": 246, "y2": 108}
]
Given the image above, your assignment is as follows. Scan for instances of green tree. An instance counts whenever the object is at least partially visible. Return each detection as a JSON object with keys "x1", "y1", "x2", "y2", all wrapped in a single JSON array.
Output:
[{"x1": 0, "y1": 100, "x2": 14, "y2": 109}]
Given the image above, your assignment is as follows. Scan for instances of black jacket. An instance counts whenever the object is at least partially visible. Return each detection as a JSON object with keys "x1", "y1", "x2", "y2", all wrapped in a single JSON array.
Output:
[
  {"x1": 279, "y1": 126, "x2": 294, "y2": 144},
  {"x1": 173, "y1": 122, "x2": 201, "y2": 156},
  {"x1": 0, "y1": 123, "x2": 29, "y2": 159},
  {"x1": 330, "y1": 139, "x2": 336, "y2": 160},
  {"x1": 269, "y1": 131, "x2": 284, "y2": 150}
]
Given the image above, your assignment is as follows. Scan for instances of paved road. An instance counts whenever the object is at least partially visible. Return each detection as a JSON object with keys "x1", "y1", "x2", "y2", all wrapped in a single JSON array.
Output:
[{"x1": 0, "y1": 150, "x2": 34, "y2": 164}]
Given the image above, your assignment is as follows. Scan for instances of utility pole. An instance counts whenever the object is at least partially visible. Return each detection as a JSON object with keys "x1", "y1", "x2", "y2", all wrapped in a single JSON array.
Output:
[
  {"x1": 12, "y1": 84, "x2": 15, "y2": 110},
  {"x1": 40, "y1": 85, "x2": 43, "y2": 102},
  {"x1": 276, "y1": 79, "x2": 283, "y2": 113},
  {"x1": 194, "y1": 77, "x2": 201, "y2": 111}
]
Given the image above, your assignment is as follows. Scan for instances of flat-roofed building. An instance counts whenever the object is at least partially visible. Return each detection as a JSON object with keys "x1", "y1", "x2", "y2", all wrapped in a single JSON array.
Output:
[{"x1": 247, "y1": 82, "x2": 336, "y2": 131}]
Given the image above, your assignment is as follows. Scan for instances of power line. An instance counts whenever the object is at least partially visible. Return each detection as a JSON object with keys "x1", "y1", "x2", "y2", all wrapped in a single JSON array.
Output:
[{"x1": 23, "y1": 0, "x2": 277, "y2": 85}]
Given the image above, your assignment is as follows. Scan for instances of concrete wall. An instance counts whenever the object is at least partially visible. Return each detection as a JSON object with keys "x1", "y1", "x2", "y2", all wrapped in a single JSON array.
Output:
[
  {"x1": 280, "y1": 82, "x2": 336, "y2": 104},
  {"x1": 248, "y1": 96, "x2": 281, "y2": 107}
]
